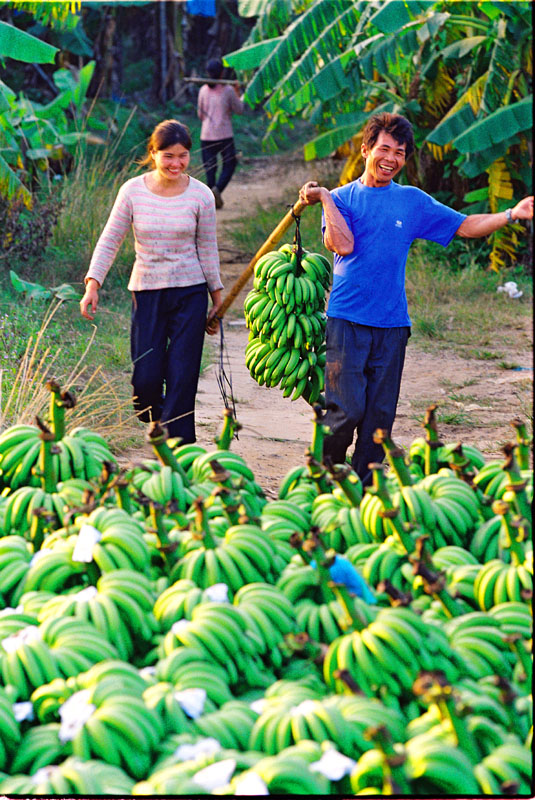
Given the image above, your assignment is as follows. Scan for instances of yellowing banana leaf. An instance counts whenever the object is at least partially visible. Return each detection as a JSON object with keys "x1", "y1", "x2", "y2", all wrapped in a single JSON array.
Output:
[
  {"x1": 0, "y1": 20, "x2": 58, "y2": 63},
  {"x1": 0, "y1": 153, "x2": 32, "y2": 208},
  {"x1": 223, "y1": 36, "x2": 284, "y2": 71},
  {"x1": 453, "y1": 96, "x2": 532, "y2": 153}
]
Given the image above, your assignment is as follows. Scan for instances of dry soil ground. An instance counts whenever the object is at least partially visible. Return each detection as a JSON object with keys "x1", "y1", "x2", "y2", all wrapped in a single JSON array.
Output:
[{"x1": 156, "y1": 154, "x2": 534, "y2": 497}]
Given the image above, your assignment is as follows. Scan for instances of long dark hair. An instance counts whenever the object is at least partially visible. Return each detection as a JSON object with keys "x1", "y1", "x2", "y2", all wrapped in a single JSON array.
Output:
[
  {"x1": 362, "y1": 112, "x2": 415, "y2": 158},
  {"x1": 138, "y1": 119, "x2": 192, "y2": 166}
]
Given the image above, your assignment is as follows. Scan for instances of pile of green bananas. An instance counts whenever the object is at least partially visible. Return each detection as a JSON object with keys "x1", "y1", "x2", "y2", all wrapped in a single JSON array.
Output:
[
  {"x1": 0, "y1": 389, "x2": 533, "y2": 796},
  {"x1": 243, "y1": 244, "x2": 330, "y2": 403}
]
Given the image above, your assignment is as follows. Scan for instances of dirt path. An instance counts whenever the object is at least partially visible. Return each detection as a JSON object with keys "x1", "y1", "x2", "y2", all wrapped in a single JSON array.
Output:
[{"x1": 193, "y1": 154, "x2": 532, "y2": 496}]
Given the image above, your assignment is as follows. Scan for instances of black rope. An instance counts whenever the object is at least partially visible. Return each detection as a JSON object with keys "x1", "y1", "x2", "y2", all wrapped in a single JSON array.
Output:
[
  {"x1": 215, "y1": 317, "x2": 239, "y2": 440},
  {"x1": 290, "y1": 206, "x2": 303, "y2": 270}
]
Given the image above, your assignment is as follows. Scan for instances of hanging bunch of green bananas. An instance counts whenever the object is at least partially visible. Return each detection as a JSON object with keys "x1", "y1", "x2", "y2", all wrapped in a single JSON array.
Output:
[{"x1": 243, "y1": 244, "x2": 330, "y2": 404}]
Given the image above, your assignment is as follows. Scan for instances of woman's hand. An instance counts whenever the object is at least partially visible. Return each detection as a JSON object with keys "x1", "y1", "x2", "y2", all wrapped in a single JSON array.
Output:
[
  {"x1": 80, "y1": 279, "x2": 100, "y2": 320},
  {"x1": 206, "y1": 289, "x2": 223, "y2": 335}
]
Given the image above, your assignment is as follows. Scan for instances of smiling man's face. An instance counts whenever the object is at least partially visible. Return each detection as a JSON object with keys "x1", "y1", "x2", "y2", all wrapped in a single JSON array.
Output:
[{"x1": 361, "y1": 130, "x2": 407, "y2": 187}]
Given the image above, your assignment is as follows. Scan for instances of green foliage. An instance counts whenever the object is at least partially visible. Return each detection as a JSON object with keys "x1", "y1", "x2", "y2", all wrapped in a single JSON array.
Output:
[{"x1": 224, "y1": 0, "x2": 533, "y2": 271}]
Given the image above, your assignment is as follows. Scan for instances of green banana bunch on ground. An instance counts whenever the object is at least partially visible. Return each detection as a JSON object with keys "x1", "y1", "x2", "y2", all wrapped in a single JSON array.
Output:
[
  {"x1": 0, "y1": 755, "x2": 135, "y2": 795},
  {"x1": 243, "y1": 244, "x2": 329, "y2": 404}
]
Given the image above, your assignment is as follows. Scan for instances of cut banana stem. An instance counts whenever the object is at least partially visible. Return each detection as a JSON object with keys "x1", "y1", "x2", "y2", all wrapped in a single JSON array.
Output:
[
  {"x1": 37, "y1": 425, "x2": 57, "y2": 494},
  {"x1": 368, "y1": 464, "x2": 415, "y2": 553},
  {"x1": 309, "y1": 405, "x2": 329, "y2": 462},
  {"x1": 215, "y1": 408, "x2": 240, "y2": 451},
  {"x1": 510, "y1": 419, "x2": 532, "y2": 471},
  {"x1": 373, "y1": 429, "x2": 413, "y2": 486},
  {"x1": 328, "y1": 461, "x2": 363, "y2": 507},
  {"x1": 492, "y1": 500, "x2": 527, "y2": 566},
  {"x1": 422, "y1": 404, "x2": 442, "y2": 476},
  {"x1": 146, "y1": 423, "x2": 189, "y2": 483}
]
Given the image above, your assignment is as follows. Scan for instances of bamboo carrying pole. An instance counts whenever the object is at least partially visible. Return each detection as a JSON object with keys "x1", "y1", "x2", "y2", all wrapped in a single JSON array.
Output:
[
  {"x1": 218, "y1": 198, "x2": 307, "y2": 319},
  {"x1": 183, "y1": 77, "x2": 243, "y2": 86}
]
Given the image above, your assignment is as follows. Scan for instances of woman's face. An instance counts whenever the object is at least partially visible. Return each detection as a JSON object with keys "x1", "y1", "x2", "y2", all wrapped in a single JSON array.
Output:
[{"x1": 151, "y1": 141, "x2": 190, "y2": 182}]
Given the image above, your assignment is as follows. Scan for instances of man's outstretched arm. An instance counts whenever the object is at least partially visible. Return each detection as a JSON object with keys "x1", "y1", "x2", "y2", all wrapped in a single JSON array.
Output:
[
  {"x1": 456, "y1": 195, "x2": 533, "y2": 238},
  {"x1": 299, "y1": 181, "x2": 354, "y2": 255}
]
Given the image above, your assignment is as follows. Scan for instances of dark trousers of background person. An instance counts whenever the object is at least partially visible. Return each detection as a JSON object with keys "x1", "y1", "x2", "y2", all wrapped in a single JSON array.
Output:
[
  {"x1": 200, "y1": 137, "x2": 237, "y2": 192},
  {"x1": 130, "y1": 284, "x2": 208, "y2": 442},
  {"x1": 322, "y1": 318, "x2": 410, "y2": 487}
]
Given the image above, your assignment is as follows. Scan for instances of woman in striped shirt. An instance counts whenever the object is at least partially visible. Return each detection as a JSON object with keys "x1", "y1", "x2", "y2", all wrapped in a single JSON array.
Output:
[{"x1": 80, "y1": 119, "x2": 223, "y2": 443}]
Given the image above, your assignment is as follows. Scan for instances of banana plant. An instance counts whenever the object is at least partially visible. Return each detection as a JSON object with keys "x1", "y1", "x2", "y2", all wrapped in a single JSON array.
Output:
[
  {"x1": 224, "y1": 0, "x2": 532, "y2": 269},
  {"x1": 0, "y1": 5, "x2": 98, "y2": 207}
]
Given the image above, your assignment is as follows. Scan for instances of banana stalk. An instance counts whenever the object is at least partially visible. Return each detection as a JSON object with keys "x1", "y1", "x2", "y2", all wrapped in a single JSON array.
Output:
[
  {"x1": 413, "y1": 674, "x2": 482, "y2": 763},
  {"x1": 46, "y1": 381, "x2": 75, "y2": 441},
  {"x1": 492, "y1": 499, "x2": 526, "y2": 566},
  {"x1": 330, "y1": 582, "x2": 367, "y2": 631},
  {"x1": 146, "y1": 422, "x2": 189, "y2": 483},
  {"x1": 305, "y1": 451, "x2": 332, "y2": 494},
  {"x1": 214, "y1": 408, "x2": 241, "y2": 450},
  {"x1": 373, "y1": 429, "x2": 413, "y2": 486},
  {"x1": 367, "y1": 464, "x2": 415, "y2": 553},
  {"x1": 364, "y1": 726, "x2": 412, "y2": 794},
  {"x1": 148, "y1": 502, "x2": 169, "y2": 547},
  {"x1": 447, "y1": 444, "x2": 494, "y2": 519},
  {"x1": 301, "y1": 529, "x2": 338, "y2": 604},
  {"x1": 310, "y1": 405, "x2": 330, "y2": 462},
  {"x1": 409, "y1": 559, "x2": 464, "y2": 617},
  {"x1": 421, "y1": 404, "x2": 442, "y2": 476},
  {"x1": 327, "y1": 461, "x2": 362, "y2": 507},
  {"x1": 191, "y1": 498, "x2": 217, "y2": 549},
  {"x1": 501, "y1": 444, "x2": 532, "y2": 528},
  {"x1": 210, "y1": 483, "x2": 241, "y2": 526},
  {"x1": 35, "y1": 417, "x2": 57, "y2": 493},
  {"x1": 113, "y1": 478, "x2": 133, "y2": 514},
  {"x1": 510, "y1": 419, "x2": 532, "y2": 471}
]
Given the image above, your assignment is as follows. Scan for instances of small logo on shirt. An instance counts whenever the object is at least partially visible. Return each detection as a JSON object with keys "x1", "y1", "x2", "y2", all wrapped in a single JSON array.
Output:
[{"x1": 395, "y1": 219, "x2": 403, "y2": 228}]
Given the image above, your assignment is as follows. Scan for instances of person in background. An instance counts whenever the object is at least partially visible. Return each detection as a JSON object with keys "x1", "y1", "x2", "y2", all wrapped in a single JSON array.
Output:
[
  {"x1": 80, "y1": 119, "x2": 223, "y2": 443},
  {"x1": 299, "y1": 111, "x2": 533, "y2": 486},
  {"x1": 197, "y1": 58, "x2": 244, "y2": 209}
]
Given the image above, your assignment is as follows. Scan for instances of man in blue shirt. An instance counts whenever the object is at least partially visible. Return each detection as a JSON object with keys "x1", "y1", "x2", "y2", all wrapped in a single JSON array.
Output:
[{"x1": 299, "y1": 112, "x2": 533, "y2": 486}]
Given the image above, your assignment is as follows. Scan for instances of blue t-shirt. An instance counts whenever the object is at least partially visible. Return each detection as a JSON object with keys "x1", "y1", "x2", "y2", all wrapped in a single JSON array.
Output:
[{"x1": 322, "y1": 180, "x2": 466, "y2": 327}]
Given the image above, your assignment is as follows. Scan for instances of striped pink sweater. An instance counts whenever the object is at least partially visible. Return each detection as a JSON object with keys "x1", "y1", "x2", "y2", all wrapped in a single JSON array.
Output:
[{"x1": 85, "y1": 174, "x2": 223, "y2": 292}]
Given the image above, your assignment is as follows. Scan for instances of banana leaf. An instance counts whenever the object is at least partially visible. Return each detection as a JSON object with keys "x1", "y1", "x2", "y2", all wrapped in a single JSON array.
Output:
[
  {"x1": 223, "y1": 36, "x2": 284, "y2": 71},
  {"x1": 244, "y1": 0, "x2": 354, "y2": 105},
  {"x1": 264, "y1": 3, "x2": 365, "y2": 114},
  {"x1": 238, "y1": 0, "x2": 271, "y2": 15},
  {"x1": 453, "y1": 96, "x2": 532, "y2": 153},
  {"x1": 368, "y1": 0, "x2": 434, "y2": 34},
  {"x1": 0, "y1": 21, "x2": 58, "y2": 63},
  {"x1": 0, "y1": 152, "x2": 32, "y2": 207},
  {"x1": 303, "y1": 103, "x2": 393, "y2": 161},
  {"x1": 439, "y1": 35, "x2": 487, "y2": 61},
  {"x1": 426, "y1": 104, "x2": 476, "y2": 146}
]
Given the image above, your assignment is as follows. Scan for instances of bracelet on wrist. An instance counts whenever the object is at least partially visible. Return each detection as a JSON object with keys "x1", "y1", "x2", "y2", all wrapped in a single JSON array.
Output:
[{"x1": 505, "y1": 208, "x2": 514, "y2": 224}]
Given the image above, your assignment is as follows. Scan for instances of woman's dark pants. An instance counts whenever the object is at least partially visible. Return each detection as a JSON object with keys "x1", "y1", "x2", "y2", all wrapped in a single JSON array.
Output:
[
  {"x1": 201, "y1": 137, "x2": 237, "y2": 192},
  {"x1": 322, "y1": 318, "x2": 410, "y2": 486},
  {"x1": 130, "y1": 285, "x2": 208, "y2": 442}
]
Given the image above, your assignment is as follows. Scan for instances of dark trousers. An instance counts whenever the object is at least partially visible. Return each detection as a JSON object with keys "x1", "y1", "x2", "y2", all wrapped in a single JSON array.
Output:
[
  {"x1": 322, "y1": 318, "x2": 410, "y2": 486},
  {"x1": 130, "y1": 285, "x2": 208, "y2": 442},
  {"x1": 201, "y1": 137, "x2": 237, "y2": 192}
]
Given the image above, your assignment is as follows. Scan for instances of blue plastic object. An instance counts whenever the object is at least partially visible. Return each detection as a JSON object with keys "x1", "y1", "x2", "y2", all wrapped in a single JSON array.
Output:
[{"x1": 311, "y1": 555, "x2": 376, "y2": 604}]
